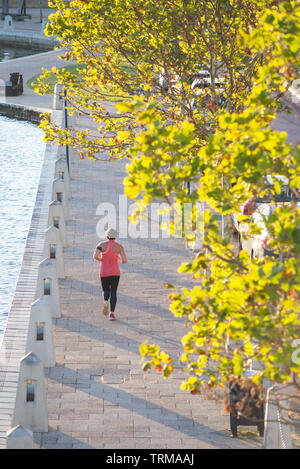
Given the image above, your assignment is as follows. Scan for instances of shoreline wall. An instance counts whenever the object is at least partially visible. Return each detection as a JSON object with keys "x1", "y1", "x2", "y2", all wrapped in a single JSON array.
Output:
[
  {"x1": 0, "y1": 102, "x2": 43, "y2": 123},
  {"x1": 0, "y1": 33, "x2": 57, "y2": 49},
  {"x1": 0, "y1": 108, "x2": 64, "y2": 448},
  {"x1": 0, "y1": 32, "x2": 58, "y2": 49}
]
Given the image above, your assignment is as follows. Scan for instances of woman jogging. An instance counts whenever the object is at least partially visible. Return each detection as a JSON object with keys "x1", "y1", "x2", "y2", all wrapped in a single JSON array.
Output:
[{"x1": 93, "y1": 227, "x2": 127, "y2": 321}]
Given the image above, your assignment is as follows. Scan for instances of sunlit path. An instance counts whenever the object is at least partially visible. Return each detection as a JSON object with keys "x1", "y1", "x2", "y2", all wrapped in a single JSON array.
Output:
[{"x1": 36, "y1": 115, "x2": 262, "y2": 449}]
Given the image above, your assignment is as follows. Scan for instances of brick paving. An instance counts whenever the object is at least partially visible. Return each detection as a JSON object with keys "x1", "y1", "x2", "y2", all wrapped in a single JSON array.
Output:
[
  {"x1": 34, "y1": 115, "x2": 262, "y2": 449},
  {"x1": 0, "y1": 8, "x2": 299, "y2": 452}
]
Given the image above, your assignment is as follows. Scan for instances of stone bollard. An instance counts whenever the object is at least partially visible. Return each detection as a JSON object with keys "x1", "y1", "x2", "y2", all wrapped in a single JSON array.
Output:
[
  {"x1": 58, "y1": 145, "x2": 68, "y2": 159},
  {"x1": 6, "y1": 425, "x2": 34, "y2": 450},
  {"x1": 44, "y1": 225, "x2": 65, "y2": 279},
  {"x1": 35, "y1": 258, "x2": 61, "y2": 319},
  {"x1": 53, "y1": 83, "x2": 64, "y2": 111},
  {"x1": 52, "y1": 176, "x2": 69, "y2": 220},
  {"x1": 263, "y1": 385, "x2": 293, "y2": 449},
  {"x1": 48, "y1": 200, "x2": 67, "y2": 247},
  {"x1": 55, "y1": 156, "x2": 71, "y2": 197},
  {"x1": 57, "y1": 147, "x2": 72, "y2": 179},
  {"x1": 26, "y1": 297, "x2": 55, "y2": 368},
  {"x1": 4, "y1": 15, "x2": 14, "y2": 32},
  {"x1": 12, "y1": 352, "x2": 48, "y2": 433},
  {"x1": 58, "y1": 148, "x2": 72, "y2": 178}
]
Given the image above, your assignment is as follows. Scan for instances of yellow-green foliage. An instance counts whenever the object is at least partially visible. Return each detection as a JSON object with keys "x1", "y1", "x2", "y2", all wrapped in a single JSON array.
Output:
[{"x1": 38, "y1": 0, "x2": 300, "y2": 393}]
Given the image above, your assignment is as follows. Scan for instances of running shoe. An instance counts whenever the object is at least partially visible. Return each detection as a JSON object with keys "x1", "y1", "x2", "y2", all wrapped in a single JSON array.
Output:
[
  {"x1": 109, "y1": 313, "x2": 116, "y2": 321},
  {"x1": 102, "y1": 300, "x2": 109, "y2": 316}
]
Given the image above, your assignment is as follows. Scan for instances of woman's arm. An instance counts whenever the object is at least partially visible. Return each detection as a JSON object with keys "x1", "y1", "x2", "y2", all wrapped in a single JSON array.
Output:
[
  {"x1": 119, "y1": 245, "x2": 127, "y2": 264},
  {"x1": 93, "y1": 247, "x2": 102, "y2": 262}
]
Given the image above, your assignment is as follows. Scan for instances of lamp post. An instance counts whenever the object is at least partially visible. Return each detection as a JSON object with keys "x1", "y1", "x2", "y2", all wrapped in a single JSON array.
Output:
[
  {"x1": 39, "y1": 0, "x2": 43, "y2": 23},
  {"x1": 64, "y1": 88, "x2": 70, "y2": 174}
]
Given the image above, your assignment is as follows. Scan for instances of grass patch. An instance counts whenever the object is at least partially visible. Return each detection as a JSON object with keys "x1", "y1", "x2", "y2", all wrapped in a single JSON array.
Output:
[
  {"x1": 27, "y1": 64, "x2": 83, "y2": 92},
  {"x1": 27, "y1": 62, "x2": 138, "y2": 103}
]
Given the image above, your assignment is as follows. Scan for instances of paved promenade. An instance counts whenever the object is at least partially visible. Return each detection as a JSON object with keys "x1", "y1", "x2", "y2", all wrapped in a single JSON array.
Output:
[
  {"x1": 1, "y1": 11, "x2": 299, "y2": 449},
  {"x1": 28, "y1": 113, "x2": 261, "y2": 449},
  {"x1": 0, "y1": 48, "x2": 65, "y2": 110},
  {"x1": 0, "y1": 8, "x2": 65, "y2": 111}
]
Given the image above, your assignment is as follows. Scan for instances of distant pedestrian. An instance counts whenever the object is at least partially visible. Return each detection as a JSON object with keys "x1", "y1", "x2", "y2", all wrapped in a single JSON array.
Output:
[{"x1": 93, "y1": 228, "x2": 127, "y2": 321}]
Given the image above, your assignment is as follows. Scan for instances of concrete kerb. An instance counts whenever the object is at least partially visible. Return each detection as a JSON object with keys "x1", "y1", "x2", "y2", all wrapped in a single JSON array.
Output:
[
  {"x1": 17, "y1": 106, "x2": 66, "y2": 435},
  {"x1": 0, "y1": 107, "x2": 64, "y2": 448}
]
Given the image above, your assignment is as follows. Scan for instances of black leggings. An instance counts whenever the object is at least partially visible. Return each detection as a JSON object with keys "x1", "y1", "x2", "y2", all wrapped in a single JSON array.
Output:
[{"x1": 100, "y1": 276, "x2": 120, "y2": 312}]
